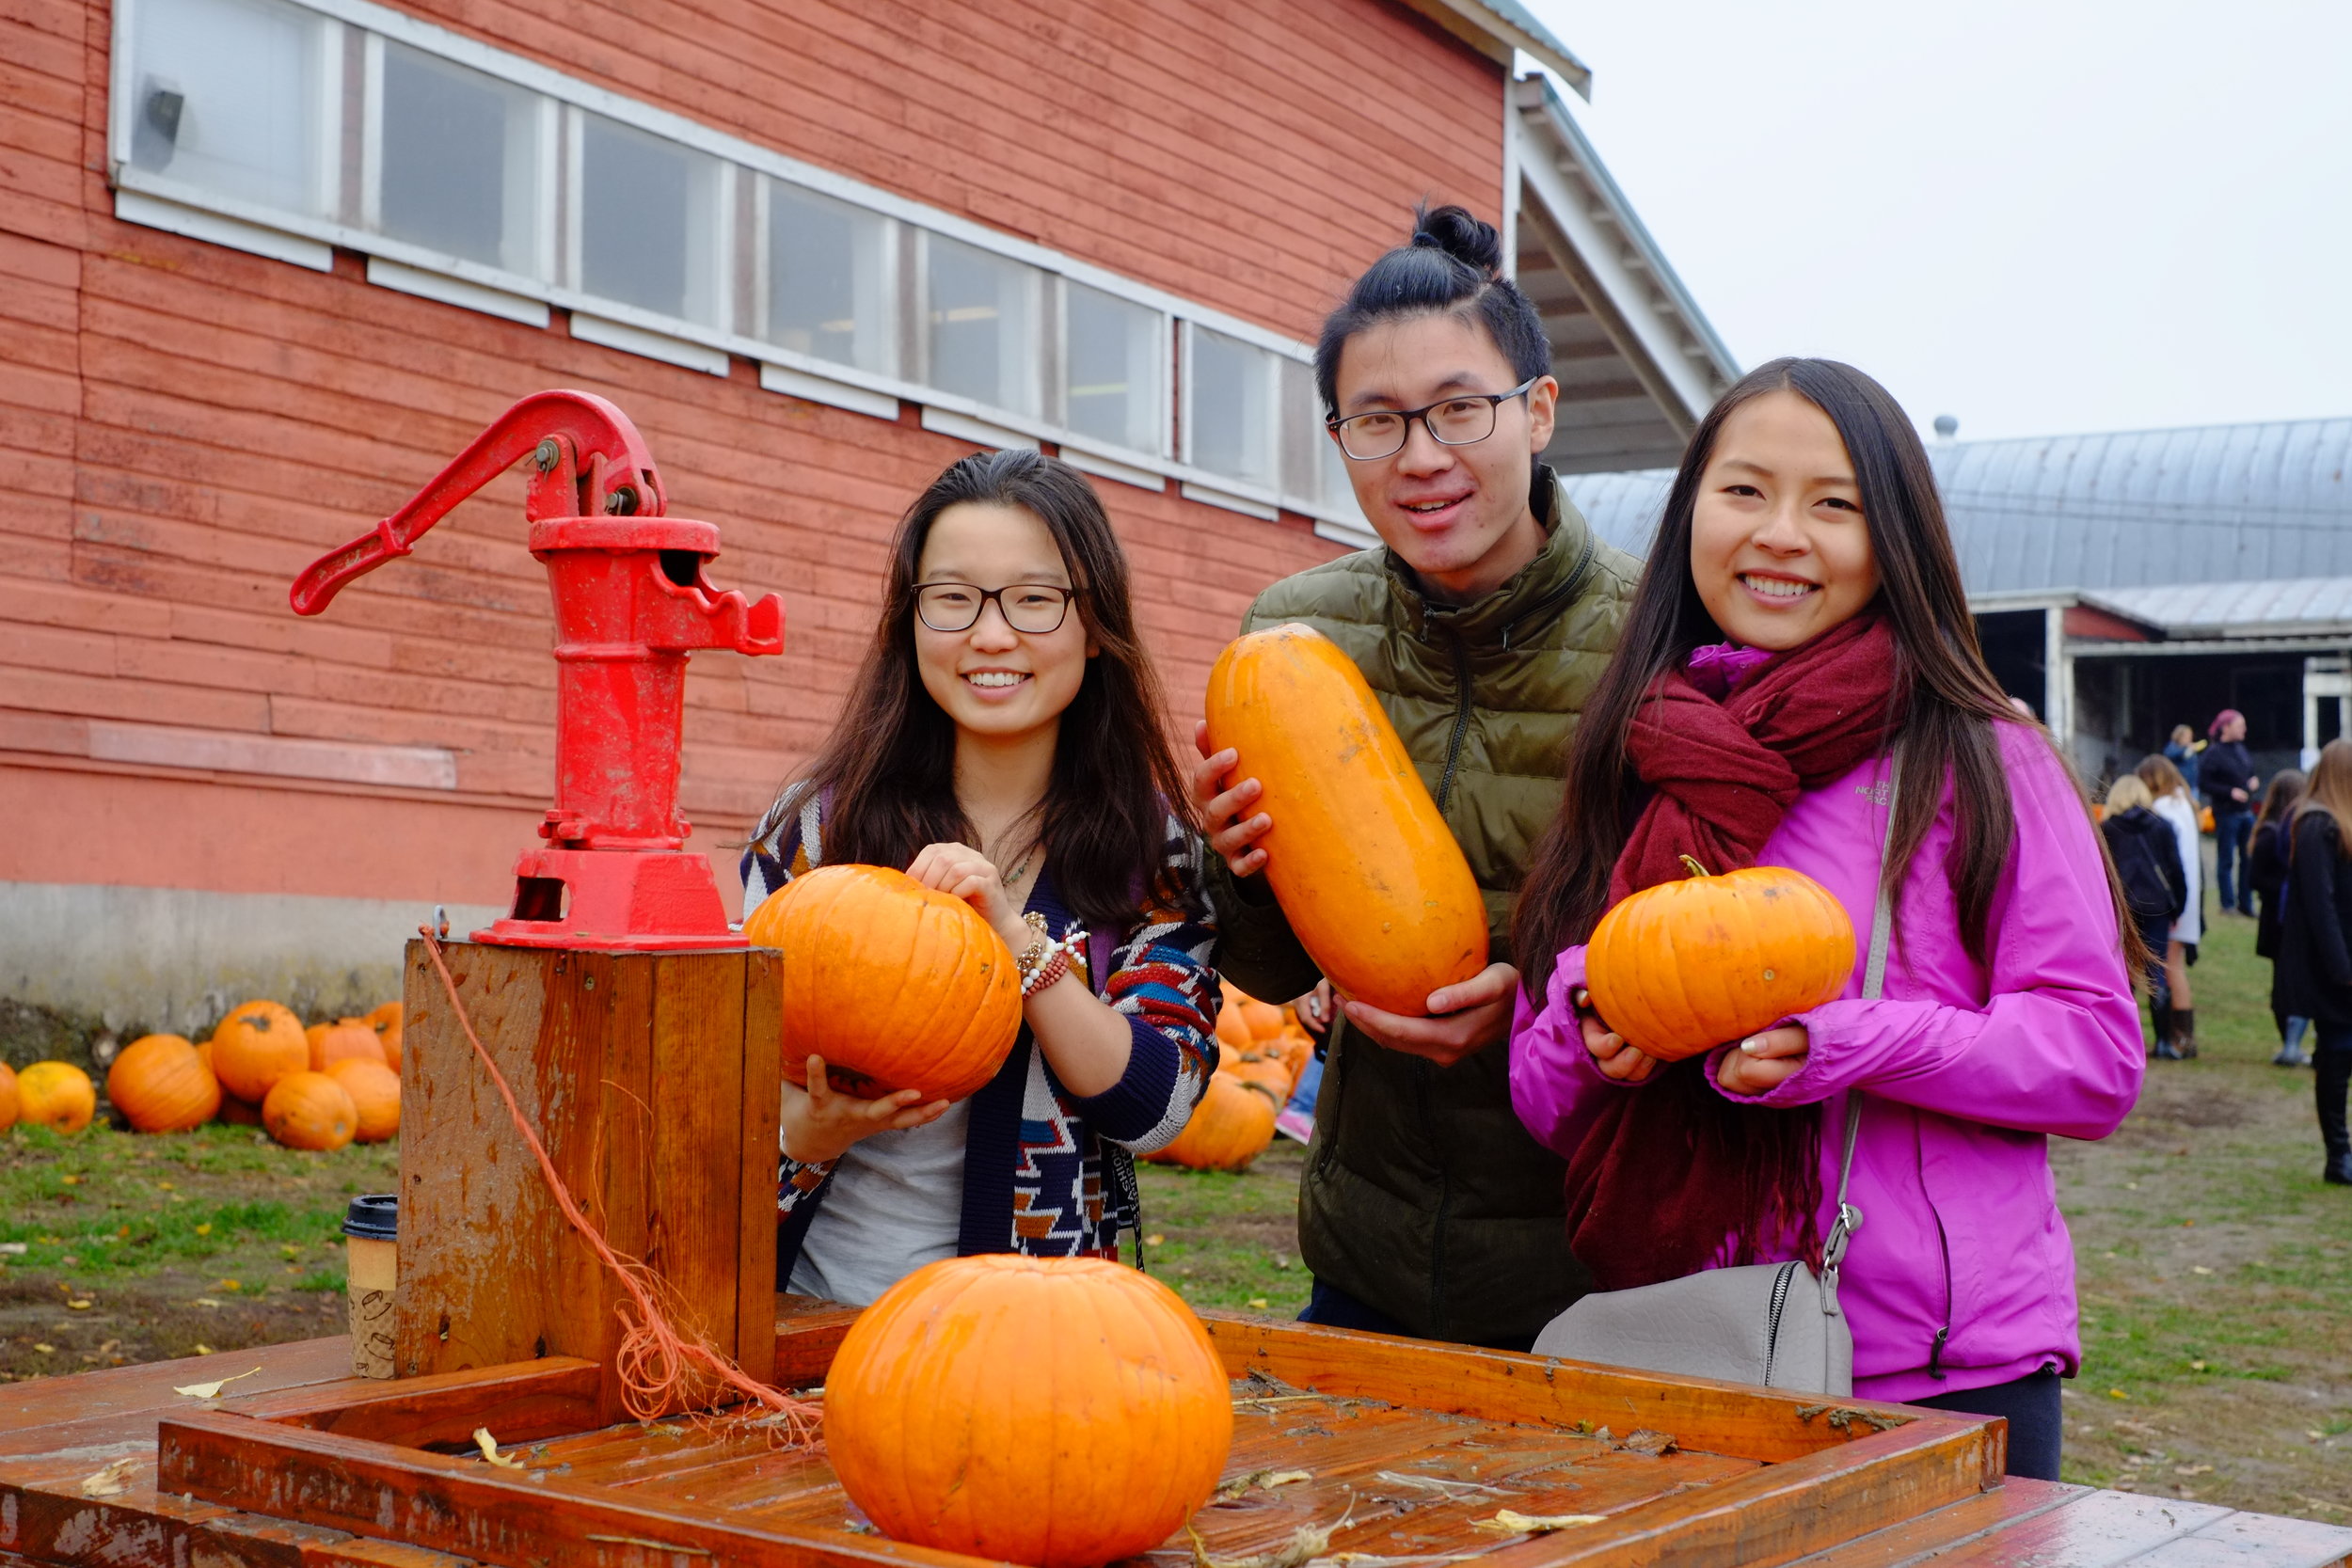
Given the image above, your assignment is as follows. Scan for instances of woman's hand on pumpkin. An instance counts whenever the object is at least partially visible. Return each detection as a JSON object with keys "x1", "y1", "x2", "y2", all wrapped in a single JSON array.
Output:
[
  {"x1": 1714, "y1": 1026, "x2": 1810, "y2": 1096},
  {"x1": 1342, "y1": 962, "x2": 1519, "y2": 1068},
  {"x1": 908, "y1": 841, "x2": 1025, "y2": 948},
  {"x1": 1190, "y1": 721, "x2": 1272, "y2": 879},
  {"x1": 780, "y1": 1053, "x2": 948, "y2": 1165},
  {"x1": 1574, "y1": 988, "x2": 1660, "y2": 1084}
]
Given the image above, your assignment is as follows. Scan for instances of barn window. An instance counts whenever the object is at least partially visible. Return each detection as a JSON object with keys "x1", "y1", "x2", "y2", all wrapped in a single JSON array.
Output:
[
  {"x1": 763, "y1": 182, "x2": 896, "y2": 377},
  {"x1": 370, "y1": 40, "x2": 547, "y2": 277},
  {"x1": 575, "y1": 113, "x2": 726, "y2": 327},
  {"x1": 926, "y1": 235, "x2": 1041, "y2": 420},
  {"x1": 1061, "y1": 282, "x2": 1166, "y2": 459},
  {"x1": 122, "y1": 0, "x2": 337, "y2": 218},
  {"x1": 1185, "y1": 325, "x2": 1277, "y2": 491}
]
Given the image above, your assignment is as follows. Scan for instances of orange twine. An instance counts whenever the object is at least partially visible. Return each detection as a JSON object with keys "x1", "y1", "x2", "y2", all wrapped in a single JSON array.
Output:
[{"x1": 418, "y1": 928, "x2": 821, "y2": 1441}]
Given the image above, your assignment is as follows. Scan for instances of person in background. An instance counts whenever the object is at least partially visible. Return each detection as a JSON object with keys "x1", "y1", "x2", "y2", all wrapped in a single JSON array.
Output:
[
  {"x1": 740, "y1": 451, "x2": 1219, "y2": 1305},
  {"x1": 2102, "y1": 774, "x2": 2186, "y2": 1057},
  {"x1": 2252, "y1": 769, "x2": 2310, "y2": 1067},
  {"x1": 1192, "y1": 204, "x2": 1641, "y2": 1350},
  {"x1": 2201, "y1": 709, "x2": 2259, "y2": 917},
  {"x1": 2163, "y1": 722, "x2": 2206, "y2": 789},
  {"x1": 2137, "y1": 752, "x2": 2203, "y2": 1059},
  {"x1": 1508, "y1": 356, "x2": 2143, "y2": 1481},
  {"x1": 2274, "y1": 739, "x2": 2352, "y2": 1185}
]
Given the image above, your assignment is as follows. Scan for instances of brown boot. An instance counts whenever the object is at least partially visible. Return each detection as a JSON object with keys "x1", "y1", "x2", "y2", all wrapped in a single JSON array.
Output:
[{"x1": 2173, "y1": 1007, "x2": 2198, "y2": 1060}]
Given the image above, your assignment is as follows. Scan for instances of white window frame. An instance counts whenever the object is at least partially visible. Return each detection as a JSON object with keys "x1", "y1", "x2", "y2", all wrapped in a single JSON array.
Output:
[{"x1": 104, "y1": 0, "x2": 1373, "y2": 538}]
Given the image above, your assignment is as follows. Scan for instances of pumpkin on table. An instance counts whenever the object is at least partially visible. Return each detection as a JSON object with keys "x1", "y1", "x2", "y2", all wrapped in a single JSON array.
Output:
[
  {"x1": 326, "y1": 1058, "x2": 401, "y2": 1143},
  {"x1": 210, "y1": 1000, "x2": 308, "y2": 1102},
  {"x1": 15, "y1": 1061, "x2": 96, "y2": 1133},
  {"x1": 1583, "y1": 859, "x2": 1856, "y2": 1063},
  {"x1": 826, "y1": 1255, "x2": 1231, "y2": 1568},
  {"x1": 745, "y1": 863, "x2": 1024, "y2": 1102},
  {"x1": 262, "y1": 1070, "x2": 358, "y2": 1151},
  {"x1": 1204, "y1": 625, "x2": 1487, "y2": 1016},
  {"x1": 106, "y1": 1034, "x2": 221, "y2": 1132}
]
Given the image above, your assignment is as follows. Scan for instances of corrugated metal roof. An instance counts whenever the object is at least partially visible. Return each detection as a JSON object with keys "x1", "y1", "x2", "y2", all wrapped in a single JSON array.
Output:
[
  {"x1": 1560, "y1": 415, "x2": 2352, "y2": 594},
  {"x1": 2085, "y1": 576, "x2": 2352, "y2": 639}
]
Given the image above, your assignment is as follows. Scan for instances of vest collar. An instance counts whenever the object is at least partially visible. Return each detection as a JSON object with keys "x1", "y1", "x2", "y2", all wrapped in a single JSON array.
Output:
[{"x1": 1382, "y1": 465, "x2": 1597, "y2": 648}]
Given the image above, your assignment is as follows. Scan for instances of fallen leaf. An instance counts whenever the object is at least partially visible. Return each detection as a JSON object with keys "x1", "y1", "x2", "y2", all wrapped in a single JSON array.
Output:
[
  {"x1": 0, "y1": 1243, "x2": 24, "y2": 1255},
  {"x1": 2189, "y1": 1361, "x2": 2206, "y2": 1371},
  {"x1": 1216, "y1": 1468, "x2": 1313, "y2": 1499},
  {"x1": 193, "y1": 1343, "x2": 214, "y2": 1355},
  {"x1": 60, "y1": 1174, "x2": 81, "y2": 1186},
  {"x1": 2191, "y1": 1266, "x2": 2212, "y2": 1275},
  {"x1": 1247, "y1": 1297, "x2": 1270, "y2": 1309},
  {"x1": 67, "y1": 1298, "x2": 92, "y2": 1309},
  {"x1": 1145, "y1": 1234, "x2": 1165, "y2": 1247},
  {"x1": 1187, "y1": 1504, "x2": 1353, "y2": 1568},
  {"x1": 473, "y1": 1428, "x2": 526, "y2": 1469},
  {"x1": 216, "y1": 1279, "x2": 241, "y2": 1291},
  {"x1": 1617, "y1": 1430, "x2": 1677, "y2": 1456},
  {"x1": 1373, "y1": 1470, "x2": 1511, "y2": 1498},
  {"x1": 192, "y1": 1298, "x2": 222, "y2": 1308},
  {"x1": 2109, "y1": 1388, "x2": 2129, "y2": 1400},
  {"x1": 79, "y1": 1457, "x2": 139, "y2": 1497},
  {"x1": 1469, "y1": 1510, "x2": 1607, "y2": 1535},
  {"x1": 195, "y1": 1224, "x2": 212, "y2": 1236},
  {"x1": 174, "y1": 1368, "x2": 262, "y2": 1399},
  {"x1": 156, "y1": 1181, "x2": 174, "y2": 1191},
  {"x1": 33, "y1": 1344, "x2": 54, "y2": 1354},
  {"x1": 2174, "y1": 1464, "x2": 2213, "y2": 1477}
]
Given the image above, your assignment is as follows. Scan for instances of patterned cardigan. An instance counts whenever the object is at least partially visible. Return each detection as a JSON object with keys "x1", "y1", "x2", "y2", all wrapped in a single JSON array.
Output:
[{"x1": 740, "y1": 792, "x2": 1220, "y2": 1276}]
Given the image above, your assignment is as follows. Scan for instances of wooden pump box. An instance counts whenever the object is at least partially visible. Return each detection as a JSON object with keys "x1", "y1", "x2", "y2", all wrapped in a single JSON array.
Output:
[{"x1": 395, "y1": 939, "x2": 782, "y2": 1419}]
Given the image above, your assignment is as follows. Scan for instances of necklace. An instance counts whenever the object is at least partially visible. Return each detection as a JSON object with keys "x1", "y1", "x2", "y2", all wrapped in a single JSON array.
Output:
[{"x1": 993, "y1": 834, "x2": 1042, "y2": 894}]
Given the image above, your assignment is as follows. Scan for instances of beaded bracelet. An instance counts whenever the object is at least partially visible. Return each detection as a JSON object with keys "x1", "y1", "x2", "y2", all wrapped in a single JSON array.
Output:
[
  {"x1": 1021, "y1": 927, "x2": 1089, "y2": 997},
  {"x1": 1011, "y1": 911, "x2": 1053, "y2": 986}
]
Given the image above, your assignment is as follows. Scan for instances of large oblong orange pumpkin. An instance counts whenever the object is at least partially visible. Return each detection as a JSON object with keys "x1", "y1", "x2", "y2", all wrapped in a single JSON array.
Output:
[
  {"x1": 1204, "y1": 625, "x2": 1486, "y2": 1015},
  {"x1": 744, "y1": 864, "x2": 1023, "y2": 1102},
  {"x1": 107, "y1": 1034, "x2": 221, "y2": 1133},
  {"x1": 827, "y1": 1255, "x2": 1232, "y2": 1568},
  {"x1": 1584, "y1": 860, "x2": 1856, "y2": 1063}
]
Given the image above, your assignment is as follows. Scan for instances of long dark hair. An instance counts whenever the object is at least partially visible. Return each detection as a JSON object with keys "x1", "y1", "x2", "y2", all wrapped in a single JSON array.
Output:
[
  {"x1": 1514, "y1": 357, "x2": 2144, "y2": 994},
  {"x1": 2257, "y1": 768, "x2": 2306, "y2": 831},
  {"x1": 766, "y1": 450, "x2": 1198, "y2": 927},
  {"x1": 1312, "y1": 203, "x2": 1549, "y2": 416}
]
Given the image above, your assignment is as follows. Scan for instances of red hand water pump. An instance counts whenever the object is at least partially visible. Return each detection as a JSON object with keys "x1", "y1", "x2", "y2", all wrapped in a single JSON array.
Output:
[{"x1": 290, "y1": 389, "x2": 783, "y2": 950}]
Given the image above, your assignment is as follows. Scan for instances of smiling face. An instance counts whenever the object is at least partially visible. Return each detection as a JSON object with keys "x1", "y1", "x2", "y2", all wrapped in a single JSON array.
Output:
[
  {"x1": 1689, "y1": 389, "x2": 1882, "y2": 651},
  {"x1": 1329, "y1": 312, "x2": 1557, "y2": 603},
  {"x1": 912, "y1": 501, "x2": 1094, "y2": 745}
]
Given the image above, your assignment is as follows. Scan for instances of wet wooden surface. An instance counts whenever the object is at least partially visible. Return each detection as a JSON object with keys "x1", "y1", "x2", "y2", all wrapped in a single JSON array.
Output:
[{"x1": 3, "y1": 1321, "x2": 2347, "y2": 1568}]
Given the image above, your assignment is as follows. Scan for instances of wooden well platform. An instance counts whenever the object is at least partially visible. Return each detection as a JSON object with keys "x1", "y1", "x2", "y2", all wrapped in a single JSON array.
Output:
[{"x1": 3, "y1": 1302, "x2": 2347, "y2": 1568}]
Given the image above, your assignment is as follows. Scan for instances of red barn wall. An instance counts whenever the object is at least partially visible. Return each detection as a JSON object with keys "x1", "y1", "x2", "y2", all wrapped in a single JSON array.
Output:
[{"x1": 0, "y1": 0, "x2": 1505, "y2": 1021}]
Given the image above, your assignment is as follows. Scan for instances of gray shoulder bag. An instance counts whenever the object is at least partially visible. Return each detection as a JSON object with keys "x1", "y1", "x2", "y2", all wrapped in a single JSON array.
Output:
[{"x1": 1528, "y1": 764, "x2": 1900, "y2": 1394}]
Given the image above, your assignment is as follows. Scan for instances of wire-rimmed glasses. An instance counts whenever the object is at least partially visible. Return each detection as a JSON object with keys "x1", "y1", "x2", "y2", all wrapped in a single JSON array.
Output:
[
  {"x1": 914, "y1": 582, "x2": 1076, "y2": 635},
  {"x1": 1327, "y1": 375, "x2": 1543, "y2": 461}
]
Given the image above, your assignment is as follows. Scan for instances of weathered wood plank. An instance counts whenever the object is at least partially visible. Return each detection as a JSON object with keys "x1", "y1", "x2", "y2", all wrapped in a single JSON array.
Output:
[
  {"x1": 739, "y1": 951, "x2": 785, "y2": 1378},
  {"x1": 1797, "y1": 1487, "x2": 2234, "y2": 1566},
  {"x1": 773, "y1": 1306, "x2": 859, "y2": 1385},
  {"x1": 238, "y1": 1357, "x2": 601, "y2": 1449},
  {"x1": 2128, "y1": 1509, "x2": 2352, "y2": 1568},
  {"x1": 1781, "y1": 1478, "x2": 2085, "y2": 1564},
  {"x1": 0, "y1": 1338, "x2": 354, "y2": 1457}
]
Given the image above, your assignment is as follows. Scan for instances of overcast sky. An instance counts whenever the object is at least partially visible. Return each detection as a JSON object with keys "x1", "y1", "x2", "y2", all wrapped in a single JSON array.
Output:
[{"x1": 1522, "y1": 0, "x2": 2352, "y2": 443}]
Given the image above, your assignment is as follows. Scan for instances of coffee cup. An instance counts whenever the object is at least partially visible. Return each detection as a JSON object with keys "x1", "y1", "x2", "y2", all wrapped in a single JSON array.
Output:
[{"x1": 341, "y1": 1193, "x2": 398, "y2": 1379}]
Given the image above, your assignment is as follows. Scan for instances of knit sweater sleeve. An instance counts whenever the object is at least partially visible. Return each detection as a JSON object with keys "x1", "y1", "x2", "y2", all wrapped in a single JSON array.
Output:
[{"x1": 1065, "y1": 821, "x2": 1222, "y2": 1153}]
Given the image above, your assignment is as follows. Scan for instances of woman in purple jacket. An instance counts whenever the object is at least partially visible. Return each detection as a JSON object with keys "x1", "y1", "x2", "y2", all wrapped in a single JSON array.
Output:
[{"x1": 1508, "y1": 358, "x2": 2144, "y2": 1481}]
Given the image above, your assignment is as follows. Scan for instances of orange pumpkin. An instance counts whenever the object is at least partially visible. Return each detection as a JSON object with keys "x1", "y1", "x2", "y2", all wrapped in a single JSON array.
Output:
[
  {"x1": 326, "y1": 1058, "x2": 401, "y2": 1143},
  {"x1": 1151, "y1": 1073, "x2": 1279, "y2": 1170},
  {"x1": 1584, "y1": 859, "x2": 1856, "y2": 1064},
  {"x1": 211, "y1": 1000, "x2": 308, "y2": 1102},
  {"x1": 1204, "y1": 625, "x2": 1487, "y2": 1015},
  {"x1": 16, "y1": 1061, "x2": 96, "y2": 1133},
  {"x1": 827, "y1": 1255, "x2": 1231, "y2": 1568},
  {"x1": 0, "y1": 1062, "x2": 17, "y2": 1132},
  {"x1": 308, "y1": 1019, "x2": 387, "y2": 1073},
  {"x1": 262, "y1": 1070, "x2": 358, "y2": 1151},
  {"x1": 745, "y1": 864, "x2": 1023, "y2": 1102},
  {"x1": 106, "y1": 1034, "x2": 221, "y2": 1133},
  {"x1": 366, "y1": 1001, "x2": 403, "y2": 1070}
]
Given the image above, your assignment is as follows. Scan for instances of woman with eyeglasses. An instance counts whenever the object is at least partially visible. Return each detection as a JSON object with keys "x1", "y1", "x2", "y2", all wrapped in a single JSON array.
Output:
[
  {"x1": 1190, "y1": 203, "x2": 1643, "y2": 1350},
  {"x1": 741, "y1": 450, "x2": 1219, "y2": 1306}
]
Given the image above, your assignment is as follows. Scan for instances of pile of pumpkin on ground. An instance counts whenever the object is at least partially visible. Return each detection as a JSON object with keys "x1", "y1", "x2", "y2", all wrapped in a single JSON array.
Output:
[
  {"x1": 1150, "y1": 982, "x2": 1313, "y2": 1172},
  {"x1": 0, "y1": 1001, "x2": 404, "y2": 1151}
]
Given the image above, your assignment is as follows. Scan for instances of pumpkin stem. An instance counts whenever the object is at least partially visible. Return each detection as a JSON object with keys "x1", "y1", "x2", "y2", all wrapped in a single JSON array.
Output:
[{"x1": 1677, "y1": 854, "x2": 1712, "y2": 879}]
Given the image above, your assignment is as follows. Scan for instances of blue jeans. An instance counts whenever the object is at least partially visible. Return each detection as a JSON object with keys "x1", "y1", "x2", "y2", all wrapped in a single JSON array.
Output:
[
  {"x1": 1914, "y1": 1368, "x2": 2063, "y2": 1481},
  {"x1": 2212, "y1": 808, "x2": 2253, "y2": 912}
]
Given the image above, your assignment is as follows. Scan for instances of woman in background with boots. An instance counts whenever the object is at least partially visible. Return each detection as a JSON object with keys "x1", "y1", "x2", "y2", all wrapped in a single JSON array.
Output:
[
  {"x1": 2137, "y1": 753, "x2": 2203, "y2": 1058},
  {"x1": 2252, "y1": 769, "x2": 2309, "y2": 1067},
  {"x1": 2103, "y1": 774, "x2": 2186, "y2": 1057},
  {"x1": 2275, "y1": 740, "x2": 2352, "y2": 1185}
]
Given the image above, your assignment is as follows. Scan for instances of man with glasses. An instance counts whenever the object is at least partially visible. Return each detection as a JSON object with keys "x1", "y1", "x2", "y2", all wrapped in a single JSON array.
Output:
[{"x1": 1191, "y1": 207, "x2": 1642, "y2": 1353}]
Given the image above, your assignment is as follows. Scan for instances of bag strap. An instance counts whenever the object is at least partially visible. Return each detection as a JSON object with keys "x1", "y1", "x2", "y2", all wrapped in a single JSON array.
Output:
[{"x1": 1821, "y1": 754, "x2": 1901, "y2": 1285}]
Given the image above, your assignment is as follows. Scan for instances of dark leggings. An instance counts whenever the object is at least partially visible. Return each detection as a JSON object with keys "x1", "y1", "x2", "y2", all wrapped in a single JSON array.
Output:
[{"x1": 1911, "y1": 1368, "x2": 2063, "y2": 1481}]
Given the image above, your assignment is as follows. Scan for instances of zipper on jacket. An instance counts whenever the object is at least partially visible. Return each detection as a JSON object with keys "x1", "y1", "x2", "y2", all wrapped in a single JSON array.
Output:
[
  {"x1": 1763, "y1": 1260, "x2": 1798, "y2": 1386},
  {"x1": 1918, "y1": 1116, "x2": 1955, "y2": 1379},
  {"x1": 1434, "y1": 628, "x2": 1475, "y2": 811}
]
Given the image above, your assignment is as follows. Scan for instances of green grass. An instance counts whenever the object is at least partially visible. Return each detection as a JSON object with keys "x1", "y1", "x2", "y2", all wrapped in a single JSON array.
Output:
[{"x1": 1136, "y1": 1139, "x2": 1311, "y2": 1316}]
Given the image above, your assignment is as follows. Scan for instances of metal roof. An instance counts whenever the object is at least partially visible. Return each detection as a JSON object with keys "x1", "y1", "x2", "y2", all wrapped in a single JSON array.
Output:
[
  {"x1": 1559, "y1": 415, "x2": 2352, "y2": 594},
  {"x1": 2083, "y1": 577, "x2": 2352, "y2": 640}
]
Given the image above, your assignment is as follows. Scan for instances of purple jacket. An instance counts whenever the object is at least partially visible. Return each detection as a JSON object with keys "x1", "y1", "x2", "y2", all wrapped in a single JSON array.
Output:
[{"x1": 1510, "y1": 722, "x2": 2143, "y2": 1403}]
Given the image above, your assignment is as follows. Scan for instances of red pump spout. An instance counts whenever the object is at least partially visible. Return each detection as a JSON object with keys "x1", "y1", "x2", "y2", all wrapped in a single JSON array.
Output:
[{"x1": 290, "y1": 390, "x2": 784, "y2": 951}]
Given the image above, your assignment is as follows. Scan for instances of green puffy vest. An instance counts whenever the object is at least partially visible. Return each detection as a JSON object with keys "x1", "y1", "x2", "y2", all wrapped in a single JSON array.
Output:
[{"x1": 1210, "y1": 468, "x2": 1640, "y2": 1346}]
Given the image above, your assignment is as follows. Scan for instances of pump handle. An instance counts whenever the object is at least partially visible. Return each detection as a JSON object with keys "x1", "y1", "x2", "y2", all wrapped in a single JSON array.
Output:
[{"x1": 290, "y1": 390, "x2": 668, "y2": 616}]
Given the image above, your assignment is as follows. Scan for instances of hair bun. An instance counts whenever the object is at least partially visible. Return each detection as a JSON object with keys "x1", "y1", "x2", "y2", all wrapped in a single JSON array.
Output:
[{"x1": 1408, "y1": 203, "x2": 1503, "y2": 277}]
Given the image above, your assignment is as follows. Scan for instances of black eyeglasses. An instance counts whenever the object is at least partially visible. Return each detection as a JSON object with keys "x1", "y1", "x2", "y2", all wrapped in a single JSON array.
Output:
[
  {"x1": 915, "y1": 582, "x2": 1075, "y2": 635},
  {"x1": 1327, "y1": 375, "x2": 1543, "y2": 461}
]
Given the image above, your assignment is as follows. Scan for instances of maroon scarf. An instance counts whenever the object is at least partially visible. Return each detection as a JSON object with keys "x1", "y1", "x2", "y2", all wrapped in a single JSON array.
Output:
[{"x1": 1563, "y1": 613, "x2": 1901, "y2": 1291}]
